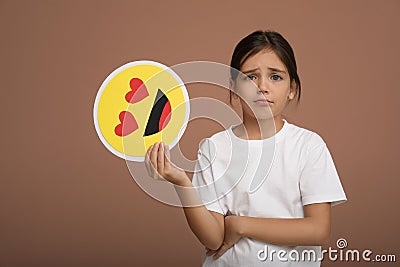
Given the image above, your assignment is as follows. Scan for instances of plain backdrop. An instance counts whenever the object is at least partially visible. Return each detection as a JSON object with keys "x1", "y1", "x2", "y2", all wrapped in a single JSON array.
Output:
[{"x1": 0, "y1": 0, "x2": 399, "y2": 266}]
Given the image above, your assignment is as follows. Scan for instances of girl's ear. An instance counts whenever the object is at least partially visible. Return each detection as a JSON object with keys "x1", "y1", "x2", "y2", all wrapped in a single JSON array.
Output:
[{"x1": 288, "y1": 81, "x2": 297, "y2": 101}]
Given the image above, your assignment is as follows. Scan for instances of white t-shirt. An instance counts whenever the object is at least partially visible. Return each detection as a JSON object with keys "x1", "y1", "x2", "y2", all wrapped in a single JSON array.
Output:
[{"x1": 191, "y1": 119, "x2": 347, "y2": 267}]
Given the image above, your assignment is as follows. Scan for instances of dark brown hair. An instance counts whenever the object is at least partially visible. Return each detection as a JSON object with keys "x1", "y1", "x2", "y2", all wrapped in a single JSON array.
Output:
[{"x1": 229, "y1": 30, "x2": 301, "y2": 105}]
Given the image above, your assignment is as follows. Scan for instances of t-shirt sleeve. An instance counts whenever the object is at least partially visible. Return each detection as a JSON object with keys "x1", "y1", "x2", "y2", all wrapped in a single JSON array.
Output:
[
  {"x1": 299, "y1": 135, "x2": 347, "y2": 206},
  {"x1": 191, "y1": 139, "x2": 225, "y2": 215}
]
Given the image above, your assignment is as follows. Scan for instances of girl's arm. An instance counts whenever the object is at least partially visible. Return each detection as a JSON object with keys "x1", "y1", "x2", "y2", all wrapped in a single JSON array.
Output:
[
  {"x1": 145, "y1": 142, "x2": 224, "y2": 250},
  {"x1": 176, "y1": 180, "x2": 224, "y2": 250},
  {"x1": 235, "y1": 203, "x2": 330, "y2": 245},
  {"x1": 212, "y1": 203, "x2": 330, "y2": 259}
]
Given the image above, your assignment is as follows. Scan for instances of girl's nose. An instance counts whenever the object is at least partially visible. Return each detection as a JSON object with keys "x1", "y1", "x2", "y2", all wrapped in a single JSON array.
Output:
[{"x1": 257, "y1": 77, "x2": 269, "y2": 94}]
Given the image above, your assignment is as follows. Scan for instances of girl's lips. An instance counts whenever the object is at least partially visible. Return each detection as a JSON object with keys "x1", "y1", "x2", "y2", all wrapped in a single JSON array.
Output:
[{"x1": 254, "y1": 100, "x2": 273, "y2": 105}]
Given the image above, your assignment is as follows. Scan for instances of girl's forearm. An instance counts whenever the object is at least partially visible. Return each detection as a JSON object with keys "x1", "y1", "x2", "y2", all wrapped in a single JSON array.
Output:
[
  {"x1": 174, "y1": 180, "x2": 224, "y2": 250},
  {"x1": 235, "y1": 212, "x2": 330, "y2": 246}
]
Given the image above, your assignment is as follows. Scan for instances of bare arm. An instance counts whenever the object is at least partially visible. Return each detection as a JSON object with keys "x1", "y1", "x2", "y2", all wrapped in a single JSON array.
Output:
[
  {"x1": 212, "y1": 203, "x2": 331, "y2": 259},
  {"x1": 145, "y1": 142, "x2": 224, "y2": 250},
  {"x1": 237, "y1": 203, "x2": 331, "y2": 245},
  {"x1": 173, "y1": 179, "x2": 224, "y2": 250}
]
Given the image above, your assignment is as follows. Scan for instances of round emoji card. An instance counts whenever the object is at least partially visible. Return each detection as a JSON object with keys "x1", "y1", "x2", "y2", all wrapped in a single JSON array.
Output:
[{"x1": 93, "y1": 60, "x2": 190, "y2": 161}]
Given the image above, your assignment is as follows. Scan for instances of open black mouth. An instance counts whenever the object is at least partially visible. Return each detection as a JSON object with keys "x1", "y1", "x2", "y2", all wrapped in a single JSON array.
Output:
[{"x1": 143, "y1": 89, "x2": 171, "y2": 136}]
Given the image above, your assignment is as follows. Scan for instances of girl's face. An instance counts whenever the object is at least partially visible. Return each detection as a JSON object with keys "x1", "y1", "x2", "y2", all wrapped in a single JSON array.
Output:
[{"x1": 232, "y1": 49, "x2": 296, "y2": 120}]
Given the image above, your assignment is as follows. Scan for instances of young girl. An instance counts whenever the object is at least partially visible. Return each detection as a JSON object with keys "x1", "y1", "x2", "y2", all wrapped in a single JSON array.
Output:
[{"x1": 145, "y1": 30, "x2": 347, "y2": 266}]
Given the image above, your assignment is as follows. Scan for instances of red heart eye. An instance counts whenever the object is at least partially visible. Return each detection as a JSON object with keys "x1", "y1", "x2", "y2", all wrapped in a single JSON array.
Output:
[
  {"x1": 114, "y1": 111, "x2": 138, "y2": 137},
  {"x1": 125, "y1": 78, "x2": 149, "y2": 103}
]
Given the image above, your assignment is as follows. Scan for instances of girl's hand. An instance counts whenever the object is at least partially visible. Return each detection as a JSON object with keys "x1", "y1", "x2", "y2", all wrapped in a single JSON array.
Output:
[
  {"x1": 211, "y1": 214, "x2": 243, "y2": 259},
  {"x1": 145, "y1": 142, "x2": 190, "y2": 186},
  {"x1": 205, "y1": 247, "x2": 217, "y2": 257}
]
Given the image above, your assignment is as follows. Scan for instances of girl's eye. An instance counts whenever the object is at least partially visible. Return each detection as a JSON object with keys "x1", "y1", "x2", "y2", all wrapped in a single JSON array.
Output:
[
  {"x1": 245, "y1": 75, "x2": 256, "y2": 81},
  {"x1": 271, "y1": 74, "x2": 282, "y2": 81}
]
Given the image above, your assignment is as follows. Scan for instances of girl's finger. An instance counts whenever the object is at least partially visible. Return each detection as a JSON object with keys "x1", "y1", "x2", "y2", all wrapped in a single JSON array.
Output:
[
  {"x1": 150, "y1": 142, "x2": 159, "y2": 172},
  {"x1": 213, "y1": 244, "x2": 230, "y2": 259},
  {"x1": 157, "y1": 142, "x2": 165, "y2": 175},
  {"x1": 144, "y1": 146, "x2": 153, "y2": 176},
  {"x1": 206, "y1": 248, "x2": 216, "y2": 256},
  {"x1": 164, "y1": 144, "x2": 171, "y2": 167}
]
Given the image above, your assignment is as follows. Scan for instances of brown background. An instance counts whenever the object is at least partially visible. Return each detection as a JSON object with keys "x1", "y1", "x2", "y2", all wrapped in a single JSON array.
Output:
[{"x1": 1, "y1": 0, "x2": 399, "y2": 266}]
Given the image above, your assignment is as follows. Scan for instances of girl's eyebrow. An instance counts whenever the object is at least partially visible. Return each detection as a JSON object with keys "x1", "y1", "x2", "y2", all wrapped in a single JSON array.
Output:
[
  {"x1": 242, "y1": 68, "x2": 260, "y2": 74},
  {"x1": 242, "y1": 67, "x2": 287, "y2": 74},
  {"x1": 268, "y1": 67, "x2": 287, "y2": 74}
]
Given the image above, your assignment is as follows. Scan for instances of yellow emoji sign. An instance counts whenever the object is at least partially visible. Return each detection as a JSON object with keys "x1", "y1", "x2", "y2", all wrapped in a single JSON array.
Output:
[{"x1": 93, "y1": 60, "x2": 190, "y2": 161}]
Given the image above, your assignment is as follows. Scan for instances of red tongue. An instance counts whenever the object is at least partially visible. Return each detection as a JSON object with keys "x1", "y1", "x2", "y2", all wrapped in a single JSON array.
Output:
[
  {"x1": 159, "y1": 100, "x2": 171, "y2": 131},
  {"x1": 125, "y1": 78, "x2": 149, "y2": 103},
  {"x1": 114, "y1": 111, "x2": 138, "y2": 137}
]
